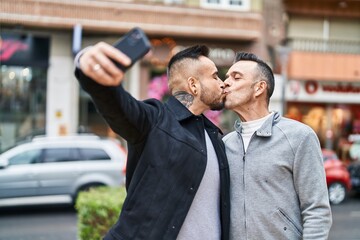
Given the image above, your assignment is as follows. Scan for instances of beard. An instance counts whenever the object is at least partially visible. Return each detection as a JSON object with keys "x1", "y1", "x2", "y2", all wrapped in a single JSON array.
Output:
[{"x1": 200, "y1": 82, "x2": 225, "y2": 111}]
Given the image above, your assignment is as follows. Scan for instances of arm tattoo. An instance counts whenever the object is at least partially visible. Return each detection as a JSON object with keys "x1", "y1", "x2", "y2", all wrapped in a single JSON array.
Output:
[{"x1": 173, "y1": 91, "x2": 194, "y2": 109}]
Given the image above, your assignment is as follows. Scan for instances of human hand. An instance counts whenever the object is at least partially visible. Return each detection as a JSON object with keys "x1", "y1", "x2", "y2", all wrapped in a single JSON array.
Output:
[{"x1": 79, "y1": 42, "x2": 131, "y2": 86}]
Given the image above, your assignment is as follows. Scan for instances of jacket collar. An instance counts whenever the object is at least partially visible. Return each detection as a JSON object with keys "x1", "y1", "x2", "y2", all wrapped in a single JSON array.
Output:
[
  {"x1": 165, "y1": 96, "x2": 193, "y2": 121},
  {"x1": 235, "y1": 111, "x2": 281, "y2": 137},
  {"x1": 165, "y1": 96, "x2": 223, "y2": 134}
]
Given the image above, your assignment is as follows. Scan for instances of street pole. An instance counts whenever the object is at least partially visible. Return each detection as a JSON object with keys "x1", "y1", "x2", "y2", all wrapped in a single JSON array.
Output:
[{"x1": 276, "y1": 45, "x2": 290, "y2": 116}]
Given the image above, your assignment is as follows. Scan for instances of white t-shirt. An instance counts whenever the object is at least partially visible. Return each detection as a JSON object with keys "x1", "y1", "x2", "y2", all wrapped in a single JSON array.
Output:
[{"x1": 241, "y1": 112, "x2": 274, "y2": 152}]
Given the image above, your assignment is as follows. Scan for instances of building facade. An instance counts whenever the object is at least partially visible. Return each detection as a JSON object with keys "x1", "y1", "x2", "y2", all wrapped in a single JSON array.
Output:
[
  {"x1": 282, "y1": 0, "x2": 360, "y2": 161},
  {"x1": 1, "y1": 0, "x2": 286, "y2": 150}
]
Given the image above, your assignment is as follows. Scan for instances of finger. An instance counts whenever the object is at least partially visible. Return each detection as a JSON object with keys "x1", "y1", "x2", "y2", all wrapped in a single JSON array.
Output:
[
  {"x1": 89, "y1": 52, "x2": 125, "y2": 86},
  {"x1": 87, "y1": 43, "x2": 127, "y2": 82},
  {"x1": 79, "y1": 47, "x2": 100, "y2": 74},
  {"x1": 92, "y1": 50, "x2": 123, "y2": 79},
  {"x1": 79, "y1": 44, "x2": 126, "y2": 86},
  {"x1": 97, "y1": 42, "x2": 131, "y2": 68},
  {"x1": 84, "y1": 57, "x2": 123, "y2": 86},
  {"x1": 92, "y1": 66, "x2": 122, "y2": 86},
  {"x1": 93, "y1": 66, "x2": 125, "y2": 86}
]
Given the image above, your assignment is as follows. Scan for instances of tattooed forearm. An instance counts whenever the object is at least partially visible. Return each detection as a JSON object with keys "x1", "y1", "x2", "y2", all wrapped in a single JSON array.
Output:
[{"x1": 173, "y1": 91, "x2": 194, "y2": 109}]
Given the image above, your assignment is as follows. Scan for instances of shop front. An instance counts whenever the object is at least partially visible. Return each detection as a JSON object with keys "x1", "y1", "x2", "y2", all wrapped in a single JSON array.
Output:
[
  {"x1": 285, "y1": 79, "x2": 360, "y2": 162},
  {"x1": 0, "y1": 33, "x2": 50, "y2": 150}
]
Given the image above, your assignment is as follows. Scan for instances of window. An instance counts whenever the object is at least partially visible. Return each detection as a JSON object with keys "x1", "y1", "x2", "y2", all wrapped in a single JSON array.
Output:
[
  {"x1": 79, "y1": 148, "x2": 111, "y2": 161},
  {"x1": 42, "y1": 148, "x2": 79, "y2": 163},
  {"x1": 163, "y1": 0, "x2": 183, "y2": 4},
  {"x1": 0, "y1": 66, "x2": 47, "y2": 151},
  {"x1": 9, "y1": 149, "x2": 42, "y2": 165},
  {"x1": 201, "y1": 0, "x2": 250, "y2": 10}
]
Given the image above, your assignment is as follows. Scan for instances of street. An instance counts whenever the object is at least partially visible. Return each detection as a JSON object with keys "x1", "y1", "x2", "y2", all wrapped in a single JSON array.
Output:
[
  {"x1": 329, "y1": 191, "x2": 360, "y2": 240},
  {"x1": 0, "y1": 193, "x2": 359, "y2": 240},
  {"x1": 0, "y1": 205, "x2": 77, "y2": 240}
]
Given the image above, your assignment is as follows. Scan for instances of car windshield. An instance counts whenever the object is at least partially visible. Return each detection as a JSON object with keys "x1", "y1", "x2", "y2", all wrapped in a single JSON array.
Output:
[
  {"x1": 9, "y1": 149, "x2": 42, "y2": 165},
  {"x1": 0, "y1": 140, "x2": 32, "y2": 155}
]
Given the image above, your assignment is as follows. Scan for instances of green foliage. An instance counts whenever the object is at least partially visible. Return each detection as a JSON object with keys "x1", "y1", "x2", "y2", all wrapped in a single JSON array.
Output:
[{"x1": 75, "y1": 186, "x2": 127, "y2": 240}]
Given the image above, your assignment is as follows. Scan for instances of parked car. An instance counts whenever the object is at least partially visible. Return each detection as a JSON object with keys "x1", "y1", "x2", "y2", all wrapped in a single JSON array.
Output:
[
  {"x1": 0, "y1": 135, "x2": 127, "y2": 207},
  {"x1": 322, "y1": 149, "x2": 352, "y2": 204},
  {"x1": 347, "y1": 137, "x2": 360, "y2": 193},
  {"x1": 349, "y1": 134, "x2": 360, "y2": 161},
  {"x1": 348, "y1": 162, "x2": 360, "y2": 193}
]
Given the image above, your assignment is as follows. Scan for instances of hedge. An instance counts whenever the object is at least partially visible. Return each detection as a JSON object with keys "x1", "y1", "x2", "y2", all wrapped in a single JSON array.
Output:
[{"x1": 75, "y1": 186, "x2": 127, "y2": 240}]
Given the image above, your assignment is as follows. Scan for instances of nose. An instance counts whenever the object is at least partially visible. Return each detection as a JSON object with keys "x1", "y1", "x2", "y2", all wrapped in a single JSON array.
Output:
[
  {"x1": 223, "y1": 80, "x2": 230, "y2": 88},
  {"x1": 220, "y1": 81, "x2": 230, "y2": 91},
  {"x1": 219, "y1": 80, "x2": 226, "y2": 89}
]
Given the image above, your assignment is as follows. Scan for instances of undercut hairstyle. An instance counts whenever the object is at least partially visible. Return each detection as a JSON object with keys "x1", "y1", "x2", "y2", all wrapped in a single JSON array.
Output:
[
  {"x1": 167, "y1": 45, "x2": 210, "y2": 73},
  {"x1": 234, "y1": 52, "x2": 275, "y2": 103}
]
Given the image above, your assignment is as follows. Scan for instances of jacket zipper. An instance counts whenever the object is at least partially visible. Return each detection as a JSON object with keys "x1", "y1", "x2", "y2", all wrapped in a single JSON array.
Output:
[
  {"x1": 243, "y1": 154, "x2": 247, "y2": 237},
  {"x1": 240, "y1": 134, "x2": 247, "y2": 238},
  {"x1": 242, "y1": 132, "x2": 256, "y2": 240}
]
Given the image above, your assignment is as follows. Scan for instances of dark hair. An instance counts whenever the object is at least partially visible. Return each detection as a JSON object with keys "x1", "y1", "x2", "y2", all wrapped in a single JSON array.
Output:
[
  {"x1": 234, "y1": 52, "x2": 275, "y2": 102},
  {"x1": 167, "y1": 45, "x2": 209, "y2": 74}
]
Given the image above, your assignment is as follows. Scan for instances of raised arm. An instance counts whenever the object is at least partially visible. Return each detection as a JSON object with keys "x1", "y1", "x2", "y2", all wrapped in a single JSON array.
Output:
[{"x1": 74, "y1": 42, "x2": 159, "y2": 144}]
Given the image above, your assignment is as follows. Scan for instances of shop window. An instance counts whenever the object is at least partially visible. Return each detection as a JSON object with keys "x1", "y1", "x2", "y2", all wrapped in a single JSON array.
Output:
[
  {"x1": 286, "y1": 102, "x2": 360, "y2": 163},
  {"x1": 78, "y1": 91, "x2": 108, "y2": 136},
  {"x1": 0, "y1": 66, "x2": 47, "y2": 150}
]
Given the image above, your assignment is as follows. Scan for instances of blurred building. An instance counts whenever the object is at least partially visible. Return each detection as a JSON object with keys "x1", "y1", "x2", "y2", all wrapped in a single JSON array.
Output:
[
  {"x1": 1, "y1": 0, "x2": 286, "y2": 150},
  {"x1": 281, "y1": 0, "x2": 360, "y2": 161},
  {"x1": 4, "y1": 0, "x2": 358, "y2": 158}
]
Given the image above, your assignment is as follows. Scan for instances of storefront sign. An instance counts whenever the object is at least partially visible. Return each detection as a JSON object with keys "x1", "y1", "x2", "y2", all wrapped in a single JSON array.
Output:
[
  {"x1": 322, "y1": 84, "x2": 360, "y2": 93},
  {"x1": 304, "y1": 81, "x2": 360, "y2": 94},
  {"x1": 173, "y1": 45, "x2": 235, "y2": 66},
  {"x1": 209, "y1": 48, "x2": 235, "y2": 65},
  {"x1": 285, "y1": 79, "x2": 360, "y2": 104},
  {"x1": 0, "y1": 33, "x2": 50, "y2": 67},
  {"x1": 305, "y1": 81, "x2": 318, "y2": 94}
]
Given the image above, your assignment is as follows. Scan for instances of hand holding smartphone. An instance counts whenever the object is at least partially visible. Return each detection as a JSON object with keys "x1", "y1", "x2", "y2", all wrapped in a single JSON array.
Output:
[{"x1": 112, "y1": 27, "x2": 151, "y2": 72}]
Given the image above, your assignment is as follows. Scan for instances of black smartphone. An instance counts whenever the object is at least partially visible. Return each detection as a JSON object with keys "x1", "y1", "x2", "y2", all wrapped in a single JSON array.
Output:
[{"x1": 112, "y1": 27, "x2": 151, "y2": 71}]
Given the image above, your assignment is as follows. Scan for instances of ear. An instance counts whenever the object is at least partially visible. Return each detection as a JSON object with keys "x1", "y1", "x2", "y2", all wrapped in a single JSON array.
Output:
[
  {"x1": 187, "y1": 77, "x2": 199, "y2": 96},
  {"x1": 255, "y1": 81, "x2": 267, "y2": 97}
]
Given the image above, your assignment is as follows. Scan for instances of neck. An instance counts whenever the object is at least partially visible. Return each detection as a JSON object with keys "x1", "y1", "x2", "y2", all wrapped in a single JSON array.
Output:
[
  {"x1": 174, "y1": 91, "x2": 194, "y2": 109},
  {"x1": 233, "y1": 103, "x2": 270, "y2": 122},
  {"x1": 173, "y1": 91, "x2": 206, "y2": 115}
]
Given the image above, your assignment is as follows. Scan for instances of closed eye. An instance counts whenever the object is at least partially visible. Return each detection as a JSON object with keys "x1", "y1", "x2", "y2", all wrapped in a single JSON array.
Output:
[
  {"x1": 233, "y1": 74, "x2": 242, "y2": 80},
  {"x1": 213, "y1": 72, "x2": 220, "y2": 80},
  {"x1": 229, "y1": 71, "x2": 243, "y2": 81}
]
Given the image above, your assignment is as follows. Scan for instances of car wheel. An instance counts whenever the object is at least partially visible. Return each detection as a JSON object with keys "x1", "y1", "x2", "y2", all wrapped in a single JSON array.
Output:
[{"x1": 328, "y1": 182, "x2": 346, "y2": 205}]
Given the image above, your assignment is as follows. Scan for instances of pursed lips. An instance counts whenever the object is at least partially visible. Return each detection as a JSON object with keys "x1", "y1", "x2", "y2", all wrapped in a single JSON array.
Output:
[{"x1": 223, "y1": 87, "x2": 230, "y2": 95}]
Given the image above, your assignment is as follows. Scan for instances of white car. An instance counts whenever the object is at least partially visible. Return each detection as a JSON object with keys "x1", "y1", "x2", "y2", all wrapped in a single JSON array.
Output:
[{"x1": 0, "y1": 135, "x2": 126, "y2": 207}]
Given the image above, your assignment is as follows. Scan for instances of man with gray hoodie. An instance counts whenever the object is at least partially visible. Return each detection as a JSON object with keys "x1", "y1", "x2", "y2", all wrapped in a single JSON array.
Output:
[{"x1": 222, "y1": 52, "x2": 332, "y2": 240}]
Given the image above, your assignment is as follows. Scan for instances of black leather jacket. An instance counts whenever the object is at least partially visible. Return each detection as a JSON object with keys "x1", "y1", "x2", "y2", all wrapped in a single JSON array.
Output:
[{"x1": 75, "y1": 69, "x2": 230, "y2": 240}]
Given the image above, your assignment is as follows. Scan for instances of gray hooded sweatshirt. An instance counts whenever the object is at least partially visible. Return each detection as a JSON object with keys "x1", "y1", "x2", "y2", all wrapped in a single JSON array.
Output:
[{"x1": 223, "y1": 112, "x2": 332, "y2": 240}]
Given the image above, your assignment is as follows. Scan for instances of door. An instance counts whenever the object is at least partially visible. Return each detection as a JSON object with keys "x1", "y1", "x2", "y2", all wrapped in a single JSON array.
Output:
[{"x1": 0, "y1": 149, "x2": 41, "y2": 198}]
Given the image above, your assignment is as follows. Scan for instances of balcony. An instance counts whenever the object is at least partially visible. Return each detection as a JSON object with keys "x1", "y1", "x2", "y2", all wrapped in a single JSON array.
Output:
[
  {"x1": 0, "y1": 0, "x2": 262, "y2": 41},
  {"x1": 284, "y1": 0, "x2": 360, "y2": 18},
  {"x1": 288, "y1": 38, "x2": 360, "y2": 54},
  {"x1": 285, "y1": 38, "x2": 360, "y2": 82}
]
